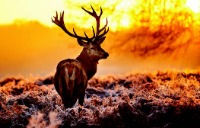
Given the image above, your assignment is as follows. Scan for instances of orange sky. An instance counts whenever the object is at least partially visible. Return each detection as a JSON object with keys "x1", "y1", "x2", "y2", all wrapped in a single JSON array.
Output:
[{"x1": 1, "y1": 0, "x2": 200, "y2": 78}]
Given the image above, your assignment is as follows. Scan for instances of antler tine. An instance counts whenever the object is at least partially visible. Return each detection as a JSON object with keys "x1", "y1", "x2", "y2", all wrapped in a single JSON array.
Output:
[
  {"x1": 60, "y1": 11, "x2": 64, "y2": 24},
  {"x1": 99, "y1": 7, "x2": 103, "y2": 17},
  {"x1": 84, "y1": 31, "x2": 89, "y2": 38},
  {"x1": 82, "y1": 6, "x2": 97, "y2": 17},
  {"x1": 99, "y1": 18, "x2": 108, "y2": 34},
  {"x1": 81, "y1": 6, "x2": 108, "y2": 39},
  {"x1": 72, "y1": 28, "x2": 78, "y2": 36},
  {"x1": 52, "y1": 7, "x2": 108, "y2": 43},
  {"x1": 92, "y1": 26, "x2": 96, "y2": 37},
  {"x1": 97, "y1": 27, "x2": 109, "y2": 39},
  {"x1": 52, "y1": 11, "x2": 94, "y2": 41}
]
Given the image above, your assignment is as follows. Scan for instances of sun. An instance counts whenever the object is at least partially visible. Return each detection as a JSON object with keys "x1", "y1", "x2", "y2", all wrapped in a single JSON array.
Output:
[{"x1": 186, "y1": 0, "x2": 200, "y2": 13}]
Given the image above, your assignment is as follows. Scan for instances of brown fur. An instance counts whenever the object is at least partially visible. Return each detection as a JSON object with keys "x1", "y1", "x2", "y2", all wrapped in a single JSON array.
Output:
[
  {"x1": 54, "y1": 59, "x2": 87, "y2": 107},
  {"x1": 52, "y1": 6, "x2": 109, "y2": 108},
  {"x1": 54, "y1": 42, "x2": 109, "y2": 108}
]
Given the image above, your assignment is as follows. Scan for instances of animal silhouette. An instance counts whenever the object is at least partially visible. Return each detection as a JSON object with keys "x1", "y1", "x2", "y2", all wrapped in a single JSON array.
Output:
[{"x1": 52, "y1": 6, "x2": 109, "y2": 108}]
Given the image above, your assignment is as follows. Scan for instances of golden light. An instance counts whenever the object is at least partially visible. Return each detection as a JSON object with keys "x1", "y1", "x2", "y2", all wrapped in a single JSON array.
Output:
[
  {"x1": 60, "y1": 0, "x2": 200, "y2": 31},
  {"x1": 1, "y1": 0, "x2": 200, "y2": 77},
  {"x1": 1, "y1": 0, "x2": 200, "y2": 31},
  {"x1": 186, "y1": 0, "x2": 200, "y2": 13},
  {"x1": 0, "y1": 0, "x2": 65, "y2": 26}
]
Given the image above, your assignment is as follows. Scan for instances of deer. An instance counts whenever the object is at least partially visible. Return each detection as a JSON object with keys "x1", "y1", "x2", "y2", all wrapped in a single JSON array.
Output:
[{"x1": 52, "y1": 6, "x2": 109, "y2": 108}]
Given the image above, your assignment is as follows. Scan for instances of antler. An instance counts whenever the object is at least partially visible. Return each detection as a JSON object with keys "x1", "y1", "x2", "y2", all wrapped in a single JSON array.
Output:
[
  {"x1": 82, "y1": 6, "x2": 109, "y2": 40},
  {"x1": 52, "y1": 6, "x2": 109, "y2": 42},
  {"x1": 52, "y1": 11, "x2": 95, "y2": 41}
]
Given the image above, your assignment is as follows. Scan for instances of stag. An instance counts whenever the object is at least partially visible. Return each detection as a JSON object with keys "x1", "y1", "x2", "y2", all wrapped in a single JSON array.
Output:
[{"x1": 52, "y1": 6, "x2": 109, "y2": 108}]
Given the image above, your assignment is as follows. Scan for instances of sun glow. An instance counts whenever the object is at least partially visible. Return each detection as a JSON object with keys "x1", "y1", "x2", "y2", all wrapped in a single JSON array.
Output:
[
  {"x1": 0, "y1": 0, "x2": 200, "y2": 31},
  {"x1": 186, "y1": 0, "x2": 200, "y2": 13},
  {"x1": 56, "y1": 0, "x2": 200, "y2": 31},
  {"x1": 1, "y1": 0, "x2": 200, "y2": 77},
  {"x1": 0, "y1": 0, "x2": 65, "y2": 26}
]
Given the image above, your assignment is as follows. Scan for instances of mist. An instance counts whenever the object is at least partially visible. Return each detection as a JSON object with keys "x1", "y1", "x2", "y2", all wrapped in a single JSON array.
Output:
[{"x1": 1, "y1": 19, "x2": 200, "y2": 78}]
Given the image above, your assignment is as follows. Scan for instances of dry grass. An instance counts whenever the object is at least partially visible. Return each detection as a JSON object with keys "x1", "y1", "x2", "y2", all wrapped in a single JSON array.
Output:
[{"x1": 0, "y1": 71, "x2": 200, "y2": 128}]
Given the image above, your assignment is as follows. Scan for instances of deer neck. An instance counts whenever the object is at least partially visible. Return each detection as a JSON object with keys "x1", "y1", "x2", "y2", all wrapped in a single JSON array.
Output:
[{"x1": 76, "y1": 51, "x2": 98, "y2": 80}]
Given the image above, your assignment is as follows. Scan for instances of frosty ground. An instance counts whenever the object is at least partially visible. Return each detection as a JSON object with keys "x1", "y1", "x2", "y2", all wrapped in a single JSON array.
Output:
[{"x1": 0, "y1": 71, "x2": 200, "y2": 128}]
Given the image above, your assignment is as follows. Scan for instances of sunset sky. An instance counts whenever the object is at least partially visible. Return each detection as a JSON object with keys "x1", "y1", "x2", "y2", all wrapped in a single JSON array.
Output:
[{"x1": 1, "y1": 0, "x2": 200, "y2": 78}]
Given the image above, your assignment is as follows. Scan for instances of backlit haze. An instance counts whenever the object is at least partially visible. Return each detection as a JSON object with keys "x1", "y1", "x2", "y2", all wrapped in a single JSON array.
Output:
[{"x1": 1, "y1": 0, "x2": 200, "y2": 78}]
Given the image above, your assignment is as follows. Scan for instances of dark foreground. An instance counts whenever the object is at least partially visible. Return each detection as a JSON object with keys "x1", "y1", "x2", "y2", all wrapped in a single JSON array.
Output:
[{"x1": 0, "y1": 71, "x2": 200, "y2": 128}]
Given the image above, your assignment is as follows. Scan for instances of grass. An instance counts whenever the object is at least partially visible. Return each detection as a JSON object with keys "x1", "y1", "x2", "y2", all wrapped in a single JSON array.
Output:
[{"x1": 0, "y1": 71, "x2": 200, "y2": 127}]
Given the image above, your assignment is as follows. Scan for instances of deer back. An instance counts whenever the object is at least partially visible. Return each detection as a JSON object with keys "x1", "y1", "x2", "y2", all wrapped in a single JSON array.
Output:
[
  {"x1": 52, "y1": 6, "x2": 109, "y2": 108},
  {"x1": 54, "y1": 59, "x2": 87, "y2": 107}
]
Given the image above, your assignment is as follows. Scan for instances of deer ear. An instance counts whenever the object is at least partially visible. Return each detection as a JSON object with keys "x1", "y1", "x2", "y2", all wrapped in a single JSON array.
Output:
[
  {"x1": 97, "y1": 37, "x2": 106, "y2": 44},
  {"x1": 77, "y1": 39, "x2": 87, "y2": 46}
]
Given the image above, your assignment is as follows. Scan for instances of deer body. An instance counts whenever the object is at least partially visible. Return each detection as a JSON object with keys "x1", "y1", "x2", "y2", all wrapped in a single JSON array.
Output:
[
  {"x1": 52, "y1": 6, "x2": 109, "y2": 108},
  {"x1": 54, "y1": 59, "x2": 87, "y2": 107}
]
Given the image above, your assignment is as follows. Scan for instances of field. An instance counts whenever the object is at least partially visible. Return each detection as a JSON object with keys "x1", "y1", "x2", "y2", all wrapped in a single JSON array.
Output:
[
  {"x1": 1, "y1": 1, "x2": 200, "y2": 128},
  {"x1": 0, "y1": 71, "x2": 200, "y2": 128}
]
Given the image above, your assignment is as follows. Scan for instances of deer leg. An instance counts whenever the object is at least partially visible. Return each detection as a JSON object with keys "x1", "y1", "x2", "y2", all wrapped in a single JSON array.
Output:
[{"x1": 78, "y1": 90, "x2": 86, "y2": 106}]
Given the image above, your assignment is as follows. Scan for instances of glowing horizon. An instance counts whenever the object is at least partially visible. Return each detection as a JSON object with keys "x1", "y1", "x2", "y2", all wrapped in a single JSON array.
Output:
[
  {"x1": 1, "y1": 0, "x2": 200, "y2": 32},
  {"x1": 1, "y1": 0, "x2": 200, "y2": 77},
  {"x1": 0, "y1": 0, "x2": 65, "y2": 26}
]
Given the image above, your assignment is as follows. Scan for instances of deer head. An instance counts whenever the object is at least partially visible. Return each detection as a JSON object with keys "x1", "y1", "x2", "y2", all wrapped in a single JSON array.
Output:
[
  {"x1": 52, "y1": 6, "x2": 109, "y2": 108},
  {"x1": 52, "y1": 6, "x2": 109, "y2": 62}
]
